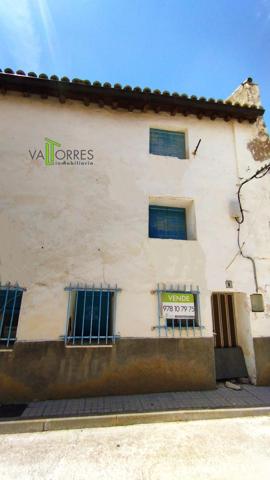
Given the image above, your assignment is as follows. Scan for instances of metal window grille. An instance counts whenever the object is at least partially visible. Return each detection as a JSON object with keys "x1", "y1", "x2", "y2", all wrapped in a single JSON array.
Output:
[
  {"x1": 149, "y1": 205, "x2": 187, "y2": 240},
  {"x1": 149, "y1": 128, "x2": 186, "y2": 158},
  {"x1": 64, "y1": 284, "x2": 121, "y2": 345},
  {"x1": 154, "y1": 283, "x2": 203, "y2": 337},
  {"x1": 0, "y1": 284, "x2": 25, "y2": 347}
]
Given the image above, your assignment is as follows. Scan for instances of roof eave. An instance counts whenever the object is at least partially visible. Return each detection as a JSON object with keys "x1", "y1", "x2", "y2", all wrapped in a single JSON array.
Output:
[{"x1": 0, "y1": 73, "x2": 264, "y2": 123}]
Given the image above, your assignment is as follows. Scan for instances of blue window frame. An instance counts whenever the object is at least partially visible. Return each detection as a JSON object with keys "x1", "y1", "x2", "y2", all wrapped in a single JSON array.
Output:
[
  {"x1": 149, "y1": 205, "x2": 187, "y2": 240},
  {"x1": 0, "y1": 285, "x2": 24, "y2": 347},
  {"x1": 65, "y1": 284, "x2": 120, "y2": 345},
  {"x1": 149, "y1": 128, "x2": 186, "y2": 158}
]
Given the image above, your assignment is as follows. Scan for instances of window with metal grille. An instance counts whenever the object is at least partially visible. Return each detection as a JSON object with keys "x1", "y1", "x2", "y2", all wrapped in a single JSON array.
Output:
[
  {"x1": 149, "y1": 205, "x2": 187, "y2": 240},
  {"x1": 154, "y1": 284, "x2": 203, "y2": 337},
  {"x1": 149, "y1": 128, "x2": 186, "y2": 158},
  {"x1": 0, "y1": 285, "x2": 24, "y2": 347},
  {"x1": 65, "y1": 284, "x2": 120, "y2": 345}
]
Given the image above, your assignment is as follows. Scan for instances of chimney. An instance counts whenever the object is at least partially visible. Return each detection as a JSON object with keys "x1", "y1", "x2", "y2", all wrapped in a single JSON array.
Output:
[{"x1": 227, "y1": 78, "x2": 261, "y2": 108}]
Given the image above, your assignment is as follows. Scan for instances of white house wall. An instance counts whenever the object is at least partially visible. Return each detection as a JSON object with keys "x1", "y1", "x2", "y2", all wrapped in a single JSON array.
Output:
[{"x1": 0, "y1": 90, "x2": 270, "y2": 399}]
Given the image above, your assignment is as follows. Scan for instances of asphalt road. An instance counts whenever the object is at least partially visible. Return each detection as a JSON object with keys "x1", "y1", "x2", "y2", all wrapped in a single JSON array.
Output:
[{"x1": 0, "y1": 416, "x2": 270, "y2": 479}]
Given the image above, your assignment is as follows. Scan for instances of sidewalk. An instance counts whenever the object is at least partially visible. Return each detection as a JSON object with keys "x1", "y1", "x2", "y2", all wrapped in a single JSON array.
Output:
[{"x1": 1, "y1": 384, "x2": 270, "y2": 421}]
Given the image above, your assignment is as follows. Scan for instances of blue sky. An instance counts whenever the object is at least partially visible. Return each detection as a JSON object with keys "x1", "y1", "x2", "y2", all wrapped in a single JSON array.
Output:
[{"x1": 0, "y1": 0, "x2": 270, "y2": 126}]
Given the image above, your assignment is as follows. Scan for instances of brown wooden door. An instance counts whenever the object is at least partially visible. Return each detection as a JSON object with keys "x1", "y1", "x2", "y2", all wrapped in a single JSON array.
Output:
[{"x1": 211, "y1": 293, "x2": 237, "y2": 348}]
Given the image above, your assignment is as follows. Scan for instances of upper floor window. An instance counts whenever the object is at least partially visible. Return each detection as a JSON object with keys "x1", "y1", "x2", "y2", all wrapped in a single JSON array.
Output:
[
  {"x1": 149, "y1": 205, "x2": 187, "y2": 240},
  {"x1": 0, "y1": 285, "x2": 24, "y2": 348},
  {"x1": 65, "y1": 284, "x2": 120, "y2": 346},
  {"x1": 149, "y1": 128, "x2": 186, "y2": 158}
]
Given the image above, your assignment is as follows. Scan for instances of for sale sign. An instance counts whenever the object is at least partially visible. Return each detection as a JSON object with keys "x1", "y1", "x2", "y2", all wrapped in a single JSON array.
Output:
[{"x1": 161, "y1": 292, "x2": 195, "y2": 319}]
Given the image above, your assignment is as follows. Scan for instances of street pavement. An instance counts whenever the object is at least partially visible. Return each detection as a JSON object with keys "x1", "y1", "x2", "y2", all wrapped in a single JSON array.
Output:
[
  {"x1": 16, "y1": 384, "x2": 270, "y2": 420},
  {"x1": 0, "y1": 416, "x2": 270, "y2": 479}
]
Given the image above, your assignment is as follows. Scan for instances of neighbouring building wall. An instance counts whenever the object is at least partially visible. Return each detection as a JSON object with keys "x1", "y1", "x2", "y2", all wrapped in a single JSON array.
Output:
[
  {"x1": 234, "y1": 293, "x2": 256, "y2": 382},
  {"x1": 232, "y1": 121, "x2": 270, "y2": 384},
  {"x1": 228, "y1": 79, "x2": 270, "y2": 384}
]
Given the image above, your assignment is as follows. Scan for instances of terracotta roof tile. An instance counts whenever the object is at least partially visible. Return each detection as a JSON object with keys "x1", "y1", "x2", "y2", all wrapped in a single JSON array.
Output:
[{"x1": 0, "y1": 69, "x2": 264, "y2": 123}]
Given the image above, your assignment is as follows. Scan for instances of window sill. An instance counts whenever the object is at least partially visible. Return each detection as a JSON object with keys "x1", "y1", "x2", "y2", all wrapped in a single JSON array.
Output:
[
  {"x1": 0, "y1": 348, "x2": 14, "y2": 352},
  {"x1": 149, "y1": 154, "x2": 189, "y2": 161},
  {"x1": 65, "y1": 344, "x2": 114, "y2": 349},
  {"x1": 153, "y1": 326, "x2": 202, "y2": 331},
  {"x1": 166, "y1": 327, "x2": 201, "y2": 331},
  {"x1": 148, "y1": 237, "x2": 197, "y2": 242}
]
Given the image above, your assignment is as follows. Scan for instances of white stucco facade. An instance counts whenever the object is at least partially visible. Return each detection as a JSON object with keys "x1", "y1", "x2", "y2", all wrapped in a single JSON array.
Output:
[{"x1": 0, "y1": 78, "x2": 270, "y2": 392}]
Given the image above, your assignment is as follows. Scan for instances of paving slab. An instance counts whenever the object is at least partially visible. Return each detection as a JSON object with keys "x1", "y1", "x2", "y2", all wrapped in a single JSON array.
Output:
[
  {"x1": 17, "y1": 385, "x2": 270, "y2": 419},
  {"x1": 1, "y1": 384, "x2": 270, "y2": 434}
]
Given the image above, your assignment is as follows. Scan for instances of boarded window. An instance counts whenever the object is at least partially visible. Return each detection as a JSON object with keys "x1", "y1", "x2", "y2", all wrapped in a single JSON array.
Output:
[
  {"x1": 149, "y1": 205, "x2": 187, "y2": 240},
  {"x1": 149, "y1": 128, "x2": 186, "y2": 158}
]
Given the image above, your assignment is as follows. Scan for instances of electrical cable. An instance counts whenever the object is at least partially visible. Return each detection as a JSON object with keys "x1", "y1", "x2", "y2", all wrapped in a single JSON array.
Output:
[
  {"x1": 236, "y1": 162, "x2": 270, "y2": 225},
  {"x1": 235, "y1": 161, "x2": 270, "y2": 292},
  {"x1": 237, "y1": 226, "x2": 259, "y2": 292}
]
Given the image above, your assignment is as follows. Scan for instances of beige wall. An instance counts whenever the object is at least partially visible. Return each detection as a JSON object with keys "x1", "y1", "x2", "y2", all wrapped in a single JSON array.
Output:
[{"x1": 0, "y1": 93, "x2": 270, "y2": 354}]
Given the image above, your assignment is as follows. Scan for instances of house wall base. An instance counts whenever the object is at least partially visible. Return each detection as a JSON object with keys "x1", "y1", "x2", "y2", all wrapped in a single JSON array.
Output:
[
  {"x1": 0, "y1": 338, "x2": 215, "y2": 403},
  {"x1": 253, "y1": 337, "x2": 270, "y2": 385}
]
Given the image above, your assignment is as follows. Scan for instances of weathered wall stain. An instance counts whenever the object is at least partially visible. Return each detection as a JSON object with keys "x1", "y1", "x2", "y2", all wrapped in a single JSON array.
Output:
[
  {"x1": 247, "y1": 118, "x2": 270, "y2": 162},
  {"x1": 0, "y1": 338, "x2": 215, "y2": 402}
]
